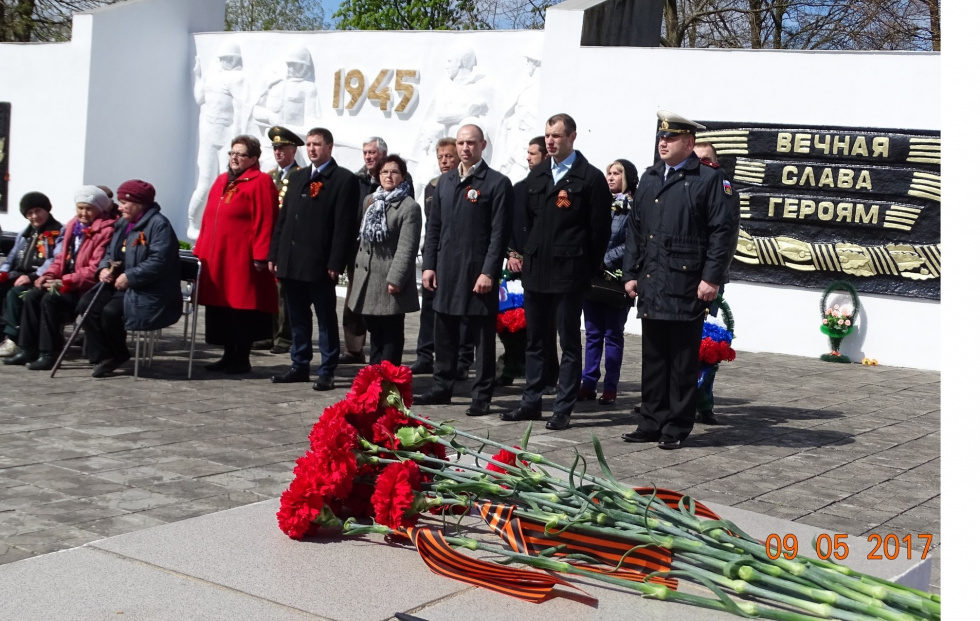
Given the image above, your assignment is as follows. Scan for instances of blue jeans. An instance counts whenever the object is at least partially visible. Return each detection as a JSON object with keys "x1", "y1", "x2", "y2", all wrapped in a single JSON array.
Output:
[
  {"x1": 581, "y1": 299, "x2": 630, "y2": 393},
  {"x1": 281, "y1": 278, "x2": 339, "y2": 379}
]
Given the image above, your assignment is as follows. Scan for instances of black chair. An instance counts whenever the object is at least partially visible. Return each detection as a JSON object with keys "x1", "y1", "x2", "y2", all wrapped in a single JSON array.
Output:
[{"x1": 132, "y1": 253, "x2": 201, "y2": 379}]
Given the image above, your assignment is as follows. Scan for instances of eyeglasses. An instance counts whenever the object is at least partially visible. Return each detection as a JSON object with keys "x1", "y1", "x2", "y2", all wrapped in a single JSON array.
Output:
[
  {"x1": 228, "y1": 151, "x2": 253, "y2": 159},
  {"x1": 379, "y1": 169, "x2": 402, "y2": 177}
]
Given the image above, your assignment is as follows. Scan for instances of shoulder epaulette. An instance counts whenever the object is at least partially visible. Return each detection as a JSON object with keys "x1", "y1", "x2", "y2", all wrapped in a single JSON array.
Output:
[{"x1": 700, "y1": 159, "x2": 720, "y2": 168}]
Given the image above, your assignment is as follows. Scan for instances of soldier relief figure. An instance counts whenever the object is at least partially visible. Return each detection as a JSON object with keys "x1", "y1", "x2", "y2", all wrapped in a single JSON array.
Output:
[{"x1": 187, "y1": 43, "x2": 249, "y2": 240}]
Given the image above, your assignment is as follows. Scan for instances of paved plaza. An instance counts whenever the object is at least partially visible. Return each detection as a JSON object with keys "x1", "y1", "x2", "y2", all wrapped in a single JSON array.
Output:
[{"x1": 0, "y1": 301, "x2": 941, "y2": 594}]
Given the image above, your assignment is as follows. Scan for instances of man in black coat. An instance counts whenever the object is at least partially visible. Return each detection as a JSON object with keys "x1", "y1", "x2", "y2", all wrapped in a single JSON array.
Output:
[
  {"x1": 501, "y1": 113, "x2": 612, "y2": 431},
  {"x1": 621, "y1": 111, "x2": 738, "y2": 449},
  {"x1": 414, "y1": 124, "x2": 513, "y2": 416},
  {"x1": 268, "y1": 127, "x2": 359, "y2": 391}
]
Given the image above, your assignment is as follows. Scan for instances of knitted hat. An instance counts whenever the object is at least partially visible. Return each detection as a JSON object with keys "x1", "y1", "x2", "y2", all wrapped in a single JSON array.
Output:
[
  {"x1": 614, "y1": 159, "x2": 640, "y2": 194},
  {"x1": 74, "y1": 185, "x2": 111, "y2": 213},
  {"x1": 116, "y1": 179, "x2": 156, "y2": 205},
  {"x1": 19, "y1": 192, "x2": 52, "y2": 217}
]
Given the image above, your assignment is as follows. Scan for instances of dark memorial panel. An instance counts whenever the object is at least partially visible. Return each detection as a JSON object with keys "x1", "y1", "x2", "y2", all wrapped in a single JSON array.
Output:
[
  {"x1": 0, "y1": 103, "x2": 8, "y2": 214},
  {"x1": 695, "y1": 121, "x2": 940, "y2": 300}
]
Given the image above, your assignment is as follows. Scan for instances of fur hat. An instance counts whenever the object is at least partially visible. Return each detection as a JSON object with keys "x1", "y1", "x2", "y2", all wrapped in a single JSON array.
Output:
[{"x1": 19, "y1": 192, "x2": 52, "y2": 217}]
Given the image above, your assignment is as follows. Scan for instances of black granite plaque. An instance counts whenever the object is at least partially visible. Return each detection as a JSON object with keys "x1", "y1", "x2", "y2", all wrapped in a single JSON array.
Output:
[
  {"x1": 0, "y1": 103, "x2": 9, "y2": 215},
  {"x1": 695, "y1": 121, "x2": 940, "y2": 300}
]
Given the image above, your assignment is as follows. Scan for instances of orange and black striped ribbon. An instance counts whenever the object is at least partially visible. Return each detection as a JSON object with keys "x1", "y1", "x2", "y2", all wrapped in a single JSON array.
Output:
[
  {"x1": 403, "y1": 527, "x2": 596, "y2": 604},
  {"x1": 478, "y1": 502, "x2": 678, "y2": 589}
]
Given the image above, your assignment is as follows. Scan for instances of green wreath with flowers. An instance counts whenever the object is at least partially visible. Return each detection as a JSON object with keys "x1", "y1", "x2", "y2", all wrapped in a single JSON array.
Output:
[{"x1": 819, "y1": 280, "x2": 860, "y2": 363}]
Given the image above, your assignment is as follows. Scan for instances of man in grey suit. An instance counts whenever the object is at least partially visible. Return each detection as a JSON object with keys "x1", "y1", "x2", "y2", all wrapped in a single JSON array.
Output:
[{"x1": 414, "y1": 124, "x2": 513, "y2": 416}]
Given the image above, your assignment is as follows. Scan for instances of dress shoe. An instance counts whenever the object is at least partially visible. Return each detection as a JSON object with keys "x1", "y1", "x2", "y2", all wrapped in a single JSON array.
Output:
[
  {"x1": 456, "y1": 367, "x2": 470, "y2": 381},
  {"x1": 500, "y1": 404, "x2": 542, "y2": 422},
  {"x1": 577, "y1": 387, "x2": 597, "y2": 401},
  {"x1": 313, "y1": 376, "x2": 336, "y2": 391},
  {"x1": 695, "y1": 410, "x2": 720, "y2": 425},
  {"x1": 621, "y1": 429, "x2": 661, "y2": 443},
  {"x1": 543, "y1": 384, "x2": 558, "y2": 396},
  {"x1": 658, "y1": 436, "x2": 683, "y2": 450},
  {"x1": 633, "y1": 405, "x2": 642, "y2": 414},
  {"x1": 26, "y1": 353, "x2": 57, "y2": 371},
  {"x1": 204, "y1": 357, "x2": 230, "y2": 372},
  {"x1": 494, "y1": 375, "x2": 514, "y2": 387},
  {"x1": 545, "y1": 412, "x2": 571, "y2": 430},
  {"x1": 409, "y1": 359, "x2": 434, "y2": 375},
  {"x1": 414, "y1": 389, "x2": 452, "y2": 405},
  {"x1": 598, "y1": 391, "x2": 617, "y2": 405},
  {"x1": 0, "y1": 338, "x2": 20, "y2": 357},
  {"x1": 465, "y1": 401, "x2": 491, "y2": 416},
  {"x1": 339, "y1": 351, "x2": 365, "y2": 364},
  {"x1": 270, "y1": 367, "x2": 310, "y2": 384},
  {"x1": 3, "y1": 348, "x2": 38, "y2": 366},
  {"x1": 92, "y1": 356, "x2": 129, "y2": 378},
  {"x1": 270, "y1": 344, "x2": 291, "y2": 355},
  {"x1": 222, "y1": 360, "x2": 252, "y2": 374},
  {"x1": 253, "y1": 339, "x2": 273, "y2": 349}
]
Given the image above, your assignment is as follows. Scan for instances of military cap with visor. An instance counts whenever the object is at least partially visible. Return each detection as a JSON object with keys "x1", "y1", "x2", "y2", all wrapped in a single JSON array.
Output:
[
  {"x1": 268, "y1": 126, "x2": 304, "y2": 147},
  {"x1": 657, "y1": 110, "x2": 706, "y2": 138}
]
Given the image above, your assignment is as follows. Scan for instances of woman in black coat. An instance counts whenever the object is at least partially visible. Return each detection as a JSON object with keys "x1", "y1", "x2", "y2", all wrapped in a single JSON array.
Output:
[{"x1": 79, "y1": 180, "x2": 183, "y2": 378}]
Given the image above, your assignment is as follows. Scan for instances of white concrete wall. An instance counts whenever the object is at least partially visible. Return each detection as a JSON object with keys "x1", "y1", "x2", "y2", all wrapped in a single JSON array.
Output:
[
  {"x1": 0, "y1": 26, "x2": 92, "y2": 230},
  {"x1": 541, "y1": 4, "x2": 941, "y2": 371}
]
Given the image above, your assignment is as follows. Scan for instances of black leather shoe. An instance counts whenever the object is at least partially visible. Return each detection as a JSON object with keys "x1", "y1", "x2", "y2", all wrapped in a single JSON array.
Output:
[
  {"x1": 622, "y1": 429, "x2": 661, "y2": 443},
  {"x1": 465, "y1": 401, "x2": 491, "y2": 417},
  {"x1": 543, "y1": 384, "x2": 558, "y2": 396},
  {"x1": 633, "y1": 405, "x2": 642, "y2": 414},
  {"x1": 500, "y1": 405, "x2": 542, "y2": 422},
  {"x1": 26, "y1": 353, "x2": 56, "y2": 371},
  {"x1": 204, "y1": 357, "x2": 230, "y2": 372},
  {"x1": 577, "y1": 387, "x2": 597, "y2": 401},
  {"x1": 223, "y1": 360, "x2": 252, "y2": 375},
  {"x1": 545, "y1": 412, "x2": 571, "y2": 430},
  {"x1": 4, "y1": 349, "x2": 38, "y2": 366},
  {"x1": 414, "y1": 390, "x2": 451, "y2": 405},
  {"x1": 313, "y1": 376, "x2": 335, "y2": 391},
  {"x1": 494, "y1": 375, "x2": 514, "y2": 387},
  {"x1": 92, "y1": 356, "x2": 129, "y2": 378},
  {"x1": 658, "y1": 436, "x2": 683, "y2": 450},
  {"x1": 271, "y1": 367, "x2": 310, "y2": 384},
  {"x1": 409, "y1": 359, "x2": 434, "y2": 375},
  {"x1": 339, "y1": 351, "x2": 365, "y2": 364},
  {"x1": 270, "y1": 345, "x2": 291, "y2": 354},
  {"x1": 456, "y1": 367, "x2": 470, "y2": 381},
  {"x1": 695, "y1": 411, "x2": 720, "y2": 425}
]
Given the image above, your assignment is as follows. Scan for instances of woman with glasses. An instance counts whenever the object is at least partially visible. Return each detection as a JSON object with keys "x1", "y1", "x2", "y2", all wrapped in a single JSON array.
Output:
[
  {"x1": 193, "y1": 135, "x2": 279, "y2": 374},
  {"x1": 346, "y1": 154, "x2": 422, "y2": 365}
]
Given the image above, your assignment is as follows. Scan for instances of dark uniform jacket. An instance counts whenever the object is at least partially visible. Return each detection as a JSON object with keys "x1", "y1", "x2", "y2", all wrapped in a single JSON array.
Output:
[
  {"x1": 520, "y1": 151, "x2": 612, "y2": 293},
  {"x1": 623, "y1": 153, "x2": 738, "y2": 321},
  {"x1": 422, "y1": 161, "x2": 513, "y2": 316},
  {"x1": 99, "y1": 204, "x2": 183, "y2": 331},
  {"x1": 269, "y1": 160, "x2": 360, "y2": 282}
]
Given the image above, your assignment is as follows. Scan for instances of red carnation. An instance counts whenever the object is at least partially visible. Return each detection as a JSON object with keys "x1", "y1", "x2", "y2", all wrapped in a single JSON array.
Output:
[
  {"x1": 486, "y1": 446, "x2": 528, "y2": 474},
  {"x1": 372, "y1": 406, "x2": 411, "y2": 449},
  {"x1": 347, "y1": 361, "x2": 414, "y2": 415},
  {"x1": 277, "y1": 474, "x2": 326, "y2": 540},
  {"x1": 371, "y1": 461, "x2": 423, "y2": 529}
]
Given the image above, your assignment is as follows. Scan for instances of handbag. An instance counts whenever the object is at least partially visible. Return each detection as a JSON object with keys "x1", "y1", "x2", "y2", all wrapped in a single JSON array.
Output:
[{"x1": 585, "y1": 271, "x2": 634, "y2": 309}]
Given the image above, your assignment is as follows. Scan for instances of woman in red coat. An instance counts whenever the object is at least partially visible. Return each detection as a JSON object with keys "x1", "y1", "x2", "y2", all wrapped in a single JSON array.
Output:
[{"x1": 194, "y1": 135, "x2": 279, "y2": 374}]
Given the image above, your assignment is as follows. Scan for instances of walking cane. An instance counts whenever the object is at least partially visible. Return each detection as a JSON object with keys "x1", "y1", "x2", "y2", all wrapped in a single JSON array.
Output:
[{"x1": 50, "y1": 261, "x2": 121, "y2": 378}]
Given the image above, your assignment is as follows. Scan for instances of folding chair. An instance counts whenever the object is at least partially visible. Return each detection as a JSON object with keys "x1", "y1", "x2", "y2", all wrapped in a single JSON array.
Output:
[{"x1": 131, "y1": 254, "x2": 201, "y2": 380}]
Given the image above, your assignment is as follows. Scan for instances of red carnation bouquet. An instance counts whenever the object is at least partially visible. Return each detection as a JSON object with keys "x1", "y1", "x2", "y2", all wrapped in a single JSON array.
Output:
[
  {"x1": 275, "y1": 363, "x2": 938, "y2": 620},
  {"x1": 496, "y1": 307, "x2": 526, "y2": 333}
]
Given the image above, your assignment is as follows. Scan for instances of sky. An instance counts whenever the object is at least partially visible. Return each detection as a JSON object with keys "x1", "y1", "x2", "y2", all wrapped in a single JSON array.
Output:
[{"x1": 320, "y1": 0, "x2": 343, "y2": 25}]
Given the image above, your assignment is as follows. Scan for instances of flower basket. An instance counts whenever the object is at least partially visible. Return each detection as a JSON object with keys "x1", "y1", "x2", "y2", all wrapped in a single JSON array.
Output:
[{"x1": 819, "y1": 280, "x2": 860, "y2": 363}]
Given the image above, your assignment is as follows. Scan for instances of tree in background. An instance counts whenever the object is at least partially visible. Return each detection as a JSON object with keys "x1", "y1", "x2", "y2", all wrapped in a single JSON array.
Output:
[
  {"x1": 661, "y1": 0, "x2": 940, "y2": 51},
  {"x1": 0, "y1": 0, "x2": 117, "y2": 42},
  {"x1": 332, "y1": 0, "x2": 552, "y2": 30},
  {"x1": 225, "y1": 0, "x2": 324, "y2": 31}
]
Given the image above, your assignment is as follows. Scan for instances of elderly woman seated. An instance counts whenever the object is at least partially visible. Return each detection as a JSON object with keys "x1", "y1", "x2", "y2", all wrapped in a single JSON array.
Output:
[
  {"x1": 0, "y1": 192, "x2": 64, "y2": 358},
  {"x1": 78, "y1": 180, "x2": 183, "y2": 378},
  {"x1": 4, "y1": 186, "x2": 117, "y2": 370}
]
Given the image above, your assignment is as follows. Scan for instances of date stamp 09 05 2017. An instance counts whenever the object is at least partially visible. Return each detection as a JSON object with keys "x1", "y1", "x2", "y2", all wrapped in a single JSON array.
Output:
[{"x1": 765, "y1": 533, "x2": 933, "y2": 561}]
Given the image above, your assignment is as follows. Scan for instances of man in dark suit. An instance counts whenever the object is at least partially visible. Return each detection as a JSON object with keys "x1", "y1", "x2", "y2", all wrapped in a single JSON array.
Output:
[
  {"x1": 414, "y1": 124, "x2": 513, "y2": 416},
  {"x1": 501, "y1": 113, "x2": 612, "y2": 430},
  {"x1": 267, "y1": 127, "x2": 359, "y2": 391}
]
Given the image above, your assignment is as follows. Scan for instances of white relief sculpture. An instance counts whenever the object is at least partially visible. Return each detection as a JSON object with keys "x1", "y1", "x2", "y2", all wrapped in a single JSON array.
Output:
[
  {"x1": 412, "y1": 44, "x2": 496, "y2": 187},
  {"x1": 186, "y1": 42, "x2": 249, "y2": 240},
  {"x1": 251, "y1": 47, "x2": 322, "y2": 131},
  {"x1": 495, "y1": 50, "x2": 541, "y2": 181}
]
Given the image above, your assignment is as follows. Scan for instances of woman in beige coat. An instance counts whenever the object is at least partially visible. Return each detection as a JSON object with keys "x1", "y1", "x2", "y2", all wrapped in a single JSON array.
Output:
[{"x1": 347, "y1": 154, "x2": 422, "y2": 365}]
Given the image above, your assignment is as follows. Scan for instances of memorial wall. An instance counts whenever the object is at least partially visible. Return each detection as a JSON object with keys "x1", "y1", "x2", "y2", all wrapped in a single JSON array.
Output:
[{"x1": 0, "y1": 0, "x2": 941, "y2": 369}]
